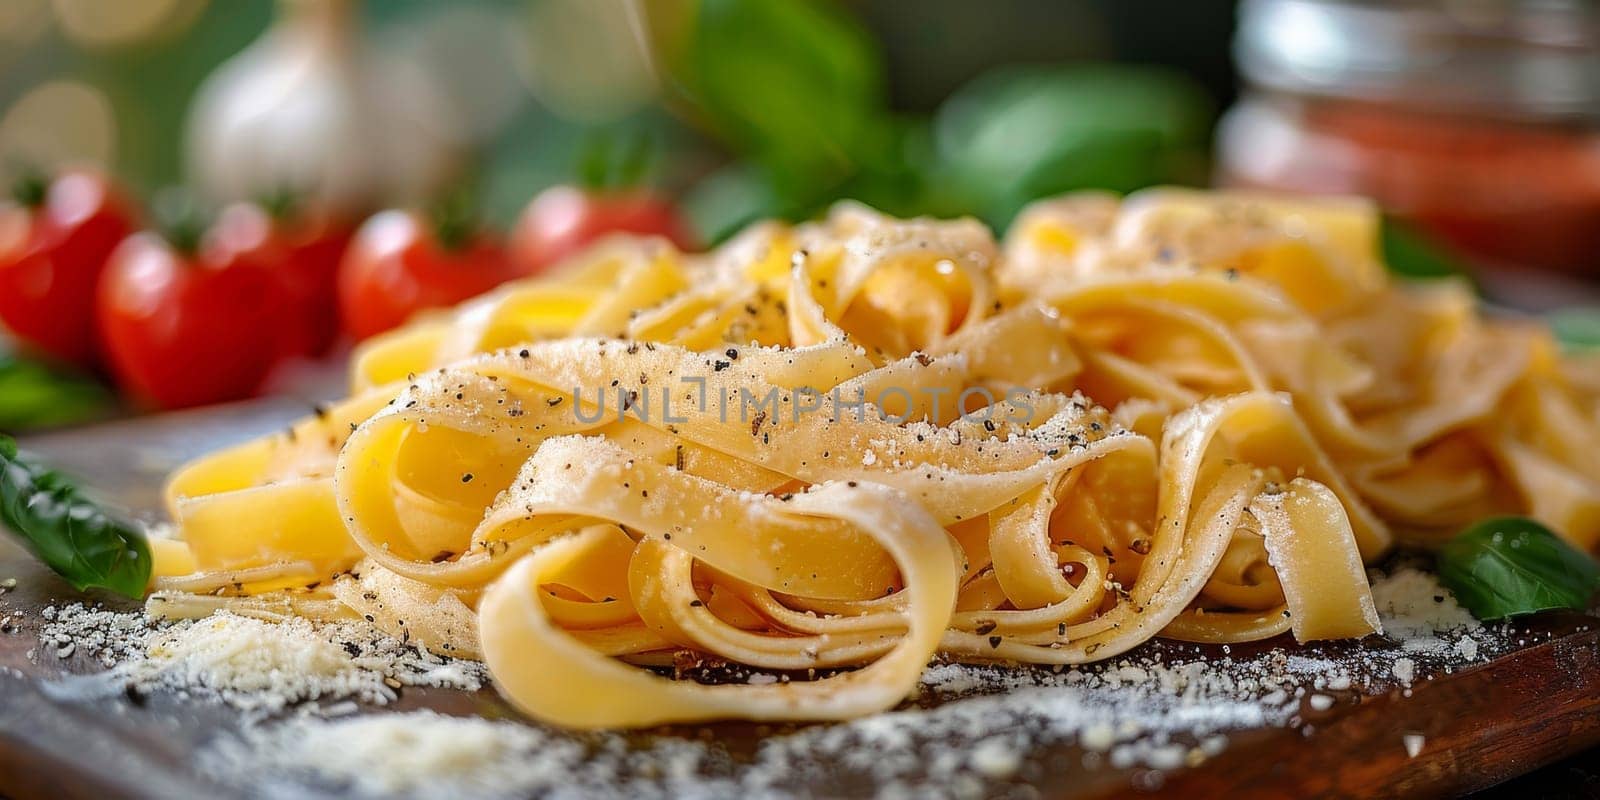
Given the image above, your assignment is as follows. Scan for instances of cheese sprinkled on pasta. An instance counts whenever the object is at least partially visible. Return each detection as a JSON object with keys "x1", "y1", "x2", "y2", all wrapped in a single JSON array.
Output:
[{"x1": 154, "y1": 189, "x2": 1600, "y2": 728}]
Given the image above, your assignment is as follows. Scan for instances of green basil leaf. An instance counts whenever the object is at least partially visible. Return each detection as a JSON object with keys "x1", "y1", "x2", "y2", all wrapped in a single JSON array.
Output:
[
  {"x1": 0, "y1": 434, "x2": 151, "y2": 598},
  {"x1": 666, "y1": 0, "x2": 884, "y2": 191},
  {"x1": 1547, "y1": 308, "x2": 1600, "y2": 353},
  {"x1": 1379, "y1": 219, "x2": 1474, "y2": 283},
  {"x1": 933, "y1": 64, "x2": 1211, "y2": 227},
  {"x1": 1437, "y1": 516, "x2": 1599, "y2": 621},
  {"x1": 0, "y1": 351, "x2": 115, "y2": 431}
]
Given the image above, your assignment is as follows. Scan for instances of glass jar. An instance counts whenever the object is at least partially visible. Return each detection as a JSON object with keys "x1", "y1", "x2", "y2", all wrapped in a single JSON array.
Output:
[{"x1": 1219, "y1": 0, "x2": 1600, "y2": 276}]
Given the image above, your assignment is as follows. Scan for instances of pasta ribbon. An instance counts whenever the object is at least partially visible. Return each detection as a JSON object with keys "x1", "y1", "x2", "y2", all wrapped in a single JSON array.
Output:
[{"x1": 153, "y1": 189, "x2": 1600, "y2": 727}]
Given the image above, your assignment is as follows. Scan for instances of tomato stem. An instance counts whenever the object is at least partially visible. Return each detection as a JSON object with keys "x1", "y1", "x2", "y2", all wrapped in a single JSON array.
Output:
[
  {"x1": 256, "y1": 186, "x2": 302, "y2": 223},
  {"x1": 430, "y1": 189, "x2": 477, "y2": 252},
  {"x1": 151, "y1": 188, "x2": 210, "y2": 256},
  {"x1": 10, "y1": 169, "x2": 47, "y2": 208}
]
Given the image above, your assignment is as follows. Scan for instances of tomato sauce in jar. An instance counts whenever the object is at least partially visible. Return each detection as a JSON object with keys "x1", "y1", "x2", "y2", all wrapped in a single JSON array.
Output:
[{"x1": 1220, "y1": 0, "x2": 1600, "y2": 275}]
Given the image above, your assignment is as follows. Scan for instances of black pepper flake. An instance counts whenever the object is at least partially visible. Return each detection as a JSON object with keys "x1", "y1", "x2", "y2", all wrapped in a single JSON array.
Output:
[
  {"x1": 713, "y1": 360, "x2": 731, "y2": 372},
  {"x1": 725, "y1": 348, "x2": 739, "y2": 360},
  {"x1": 974, "y1": 620, "x2": 997, "y2": 635},
  {"x1": 461, "y1": 473, "x2": 474, "y2": 483},
  {"x1": 1057, "y1": 622, "x2": 1067, "y2": 636},
  {"x1": 519, "y1": 349, "x2": 531, "y2": 358},
  {"x1": 690, "y1": 600, "x2": 703, "y2": 607},
  {"x1": 988, "y1": 635, "x2": 1003, "y2": 649},
  {"x1": 547, "y1": 396, "x2": 564, "y2": 407}
]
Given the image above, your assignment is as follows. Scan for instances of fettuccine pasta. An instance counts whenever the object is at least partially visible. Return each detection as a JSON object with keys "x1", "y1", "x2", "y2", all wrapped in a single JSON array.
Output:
[{"x1": 153, "y1": 188, "x2": 1600, "y2": 728}]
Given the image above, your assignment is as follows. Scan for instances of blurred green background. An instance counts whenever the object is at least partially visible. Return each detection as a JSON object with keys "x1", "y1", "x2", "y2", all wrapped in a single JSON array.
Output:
[{"x1": 0, "y1": 0, "x2": 1233, "y2": 239}]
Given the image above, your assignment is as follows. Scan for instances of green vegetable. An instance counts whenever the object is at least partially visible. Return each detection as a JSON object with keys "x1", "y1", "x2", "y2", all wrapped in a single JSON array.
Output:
[
  {"x1": 666, "y1": 0, "x2": 884, "y2": 191},
  {"x1": 684, "y1": 163, "x2": 794, "y2": 246},
  {"x1": 0, "y1": 349, "x2": 115, "y2": 432},
  {"x1": 1437, "y1": 516, "x2": 1599, "y2": 621},
  {"x1": 1547, "y1": 308, "x2": 1600, "y2": 352},
  {"x1": 0, "y1": 434, "x2": 151, "y2": 597},
  {"x1": 1380, "y1": 219, "x2": 1473, "y2": 283},
  {"x1": 933, "y1": 65, "x2": 1212, "y2": 228}
]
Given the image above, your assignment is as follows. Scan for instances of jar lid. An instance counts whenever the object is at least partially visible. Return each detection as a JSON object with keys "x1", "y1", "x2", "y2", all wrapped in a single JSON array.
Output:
[{"x1": 1235, "y1": 0, "x2": 1600, "y2": 122}]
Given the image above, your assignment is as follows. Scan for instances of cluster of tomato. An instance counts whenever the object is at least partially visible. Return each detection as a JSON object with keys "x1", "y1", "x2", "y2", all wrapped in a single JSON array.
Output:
[{"x1": 0, "y1": 172, "x2": 694, "y2": 410}]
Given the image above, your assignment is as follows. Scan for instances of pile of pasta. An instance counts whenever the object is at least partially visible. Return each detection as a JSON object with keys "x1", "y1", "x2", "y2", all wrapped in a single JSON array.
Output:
[{"x1": 152, "y1": 189, "x2": 1600, "y2": 728}]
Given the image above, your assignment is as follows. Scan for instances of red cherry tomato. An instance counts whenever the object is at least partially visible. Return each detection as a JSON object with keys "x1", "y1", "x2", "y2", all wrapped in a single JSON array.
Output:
[
  {"x1": 337, "y1": 210, "x2": 516, "y2": 340},
  {"x1": 209, "y1": 203, "x2": 352, "y2": 359},
  {"x1": 510, "y1": 186, "x2": 696, "y2": 275},
  {"x1": 97, "y1": 231, "x2": 298, "y2": 410},
  {"x1": 0, "y1": 170, "x2": 136, "y2": 365}
]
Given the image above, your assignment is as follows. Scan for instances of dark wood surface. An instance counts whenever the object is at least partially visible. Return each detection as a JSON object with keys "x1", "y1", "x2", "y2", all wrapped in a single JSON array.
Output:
[{"x1": 1, "y1": 404, "x2": 1598, "y2": 799}]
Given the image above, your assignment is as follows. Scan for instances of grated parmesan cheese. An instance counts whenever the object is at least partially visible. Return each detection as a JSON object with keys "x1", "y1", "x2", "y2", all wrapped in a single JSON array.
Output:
[
  {"x1": 36, "y1": 565, "x2": 1513, "y2": 799},
  {"x1": 39, "y1": 607, "x2": 485, "y2": 715}
]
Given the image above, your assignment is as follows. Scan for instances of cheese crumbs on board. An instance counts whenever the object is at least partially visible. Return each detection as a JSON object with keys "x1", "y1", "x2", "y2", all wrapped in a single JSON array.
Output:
[
  {"x1": 160, "y1": 566, "x2": 1511, "y2": 799},
  {"x1": 39, "y1": 607, "x2": 485, "y2": 714}
]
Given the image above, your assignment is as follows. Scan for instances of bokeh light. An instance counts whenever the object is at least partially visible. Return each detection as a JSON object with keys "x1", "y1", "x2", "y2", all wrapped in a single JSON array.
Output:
[
  {"x1": 515, "y1": 0, "x2": 658, "y2": 123},
  {"x1": 0, "y1": 80, "x2": 117, "y2": 183},
  {"x1": 0, "y1": 0, "x2": 50, "y2": 49},
  {"x1": 52, "y1": 0, "x2": 207, "y2": 50},
  {"x1": 378, "y1": 4, "x2": 527, "y2": 147}
]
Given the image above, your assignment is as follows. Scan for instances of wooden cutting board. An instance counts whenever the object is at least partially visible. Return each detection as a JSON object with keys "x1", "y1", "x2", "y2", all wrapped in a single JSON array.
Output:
[{"x1": 2, "y1": 406, "x2": 1597, "y2": 799}]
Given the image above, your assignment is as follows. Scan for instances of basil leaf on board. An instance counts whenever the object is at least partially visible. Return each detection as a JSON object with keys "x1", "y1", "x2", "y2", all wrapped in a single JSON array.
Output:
[
  {"x1": 0, "y1": 434, "x2": 151, "y2": 598},
  {"x1": 1437, "y1": 516, "x2": 1600, "y2": 621}
]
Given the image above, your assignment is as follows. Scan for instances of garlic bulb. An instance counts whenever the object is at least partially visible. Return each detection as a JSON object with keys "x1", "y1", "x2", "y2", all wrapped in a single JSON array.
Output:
[{"x1": 185, "y1": 0, "x2": 459, "y2": 217}]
